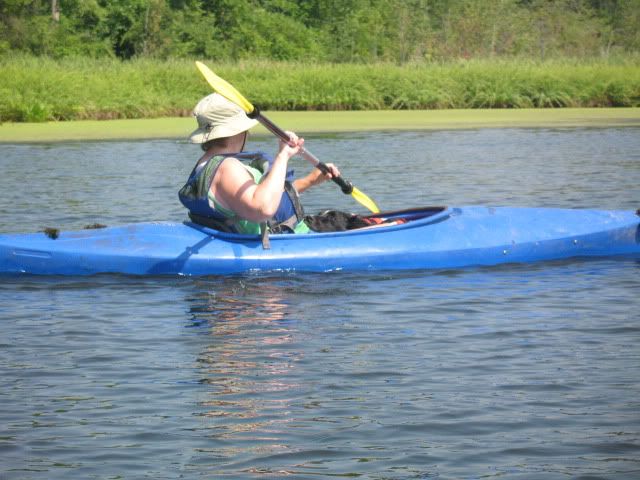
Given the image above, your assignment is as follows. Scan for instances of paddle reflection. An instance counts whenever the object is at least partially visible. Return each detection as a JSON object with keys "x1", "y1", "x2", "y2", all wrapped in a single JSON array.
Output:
[{"x1": 186, "y1": 278, "x2": 304, "y2": 458}]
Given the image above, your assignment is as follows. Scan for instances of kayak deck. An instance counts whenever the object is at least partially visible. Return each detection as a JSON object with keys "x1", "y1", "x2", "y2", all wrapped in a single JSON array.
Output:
[{"x1": 0, "y1": 206, "x2": 638, "y2": 276}]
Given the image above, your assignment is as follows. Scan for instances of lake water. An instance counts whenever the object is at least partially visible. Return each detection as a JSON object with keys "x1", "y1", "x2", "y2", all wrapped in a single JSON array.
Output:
[{"x1": 1, "y1": 128, "x2": 639, "y2": 479}]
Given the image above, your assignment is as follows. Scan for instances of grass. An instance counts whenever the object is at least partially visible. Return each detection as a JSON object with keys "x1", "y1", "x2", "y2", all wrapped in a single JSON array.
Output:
[
  {"x1": 2, "y1": 108, "x2": 639, "y2": 143},
  {"x1": 1, "y1": 56, "x2": 639, "y2": 123}
]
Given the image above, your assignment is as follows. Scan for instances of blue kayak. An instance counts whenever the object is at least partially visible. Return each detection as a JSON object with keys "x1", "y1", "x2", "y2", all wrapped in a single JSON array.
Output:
[{"x1": 0, "y1": 206, "x2": 638, "y2": 276}]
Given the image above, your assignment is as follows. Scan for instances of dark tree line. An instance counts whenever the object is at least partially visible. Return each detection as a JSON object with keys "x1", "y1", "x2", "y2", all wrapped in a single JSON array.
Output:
[{"x1": 1, "y1": 0, "x2": 638, "y2": 61}]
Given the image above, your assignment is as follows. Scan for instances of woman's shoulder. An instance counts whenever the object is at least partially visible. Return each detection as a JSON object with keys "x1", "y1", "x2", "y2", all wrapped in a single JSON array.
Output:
[
  {"x1": 212, "y1": 153, "x2": 265, "y2": 185},
  {"x1": 214, "y1": 156, "x2": 259, "y2": 185},
  {"x1": 214, "y1": 155, "x2": 245, "y2": 175}
]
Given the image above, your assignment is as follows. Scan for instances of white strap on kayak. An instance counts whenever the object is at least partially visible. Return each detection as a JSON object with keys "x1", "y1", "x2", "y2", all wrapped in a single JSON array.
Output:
[{"x1": 260, "y1": 222, "x2": 270, "y2": 250}]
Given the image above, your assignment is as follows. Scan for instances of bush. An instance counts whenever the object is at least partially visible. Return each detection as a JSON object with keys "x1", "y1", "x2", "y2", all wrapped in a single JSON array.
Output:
[{"x1": 1, "y1": 56, "x2": 638, "y2": 122}]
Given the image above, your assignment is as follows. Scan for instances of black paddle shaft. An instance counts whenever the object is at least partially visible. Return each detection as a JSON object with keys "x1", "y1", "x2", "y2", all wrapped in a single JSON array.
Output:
[{"x1": 248, "y1": 107, "x2": 354, "y2": 195}]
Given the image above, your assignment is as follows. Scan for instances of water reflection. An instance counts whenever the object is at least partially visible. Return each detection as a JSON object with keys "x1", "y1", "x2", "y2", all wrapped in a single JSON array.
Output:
[{"x1": 186, "y1": 278, "x2": 304, "y2": 469}]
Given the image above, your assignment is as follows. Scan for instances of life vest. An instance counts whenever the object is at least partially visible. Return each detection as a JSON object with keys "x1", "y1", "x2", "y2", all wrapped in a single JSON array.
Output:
[{"x1": 178, "y1": 151, "x2": 308, "y2": 234}]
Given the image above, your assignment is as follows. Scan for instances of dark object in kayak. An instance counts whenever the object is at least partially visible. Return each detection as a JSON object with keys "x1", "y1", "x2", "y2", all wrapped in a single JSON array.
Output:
[{"x1": 0, "y1": 206, "x2": 638, "y2": 276}]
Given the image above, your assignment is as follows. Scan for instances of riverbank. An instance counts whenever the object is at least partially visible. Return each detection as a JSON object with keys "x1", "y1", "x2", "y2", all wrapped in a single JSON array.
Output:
[{"x1": 1, "y1": 108, "x2": 639, "y2": 143}]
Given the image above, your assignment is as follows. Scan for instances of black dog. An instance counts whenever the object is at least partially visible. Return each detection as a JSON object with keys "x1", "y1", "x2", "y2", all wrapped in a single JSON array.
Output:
[{"x1": 304, "y1": 210, "x2": 371, "y2": 232}]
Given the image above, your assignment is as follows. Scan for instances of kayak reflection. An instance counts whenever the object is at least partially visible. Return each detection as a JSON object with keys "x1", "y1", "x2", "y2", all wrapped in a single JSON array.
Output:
[{"x1": 187, "y1": 278, "x2": 305, "y2": 450}]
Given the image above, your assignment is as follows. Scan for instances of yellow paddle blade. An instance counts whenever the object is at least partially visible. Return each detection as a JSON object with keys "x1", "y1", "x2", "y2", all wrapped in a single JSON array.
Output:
[
  {"x1": 351, "y1": 186, "x2": 380, "y2": 213},
  {"x1": 195, "y1": 61, "x2": 255, "y2": 114}
]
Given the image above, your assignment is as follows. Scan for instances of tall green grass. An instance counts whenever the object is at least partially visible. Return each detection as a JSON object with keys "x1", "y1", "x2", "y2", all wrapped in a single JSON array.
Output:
[{"x1": 1, "y1": 55, "x2": 639, "y2": 122}]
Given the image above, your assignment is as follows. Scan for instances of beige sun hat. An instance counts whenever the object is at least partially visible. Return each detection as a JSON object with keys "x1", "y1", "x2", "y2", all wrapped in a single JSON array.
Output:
[{"x1": 188, "y1": 93, "x2": 258, "y2": 144}]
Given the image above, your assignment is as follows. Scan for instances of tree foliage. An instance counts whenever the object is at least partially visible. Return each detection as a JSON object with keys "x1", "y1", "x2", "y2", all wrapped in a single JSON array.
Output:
[{"x1": 1, "y1": 0, "x2": 638, "y2": 61}]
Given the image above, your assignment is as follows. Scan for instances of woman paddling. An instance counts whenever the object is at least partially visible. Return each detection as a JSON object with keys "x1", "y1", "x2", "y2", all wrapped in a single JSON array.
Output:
[{"x1": 179, "y1": 93, "x2": 342, "y2": 235}]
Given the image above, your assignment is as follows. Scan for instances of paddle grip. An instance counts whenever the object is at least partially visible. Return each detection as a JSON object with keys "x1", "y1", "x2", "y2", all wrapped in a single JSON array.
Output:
[
  {"x1": 316, "y1": 162, "x2": 353, "y2": 194},
  {"x1": 249, "y1": 107, "x2": 354, "y2": 195}
]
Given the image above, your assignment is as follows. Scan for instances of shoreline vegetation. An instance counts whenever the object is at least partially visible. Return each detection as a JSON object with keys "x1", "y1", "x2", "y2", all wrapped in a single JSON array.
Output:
[
  {"x1": 2, "y1": 57, "x2": 639, "y2": 119},
  {"x1": 1, "y1": 56, "x2": 639, "y2": 142},
  {"x1": 1, "y1": 108, "x2": 639, "y2": 143}
]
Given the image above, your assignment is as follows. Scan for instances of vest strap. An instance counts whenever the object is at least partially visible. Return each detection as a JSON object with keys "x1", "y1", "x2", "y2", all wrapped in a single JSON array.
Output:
[{"x1": 260, "y1": 222, "x2": 270, "y2": 249}]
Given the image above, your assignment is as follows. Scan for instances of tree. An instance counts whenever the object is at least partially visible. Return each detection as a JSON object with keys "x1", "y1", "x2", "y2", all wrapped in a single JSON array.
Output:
[
  {"x1": 0, "y1": 0, "x2": 637, "y2": 60},
  {"x1": 51, "y1": 0, "x2": 60, "y2": 21}
]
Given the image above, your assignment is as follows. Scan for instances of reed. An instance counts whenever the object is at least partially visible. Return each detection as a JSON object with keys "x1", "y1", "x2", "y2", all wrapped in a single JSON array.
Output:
[{"x1": 1, "y1": 55, "x2": 639, "y2": 122}]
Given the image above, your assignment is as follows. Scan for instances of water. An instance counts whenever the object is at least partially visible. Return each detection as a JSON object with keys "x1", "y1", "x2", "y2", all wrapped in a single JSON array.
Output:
[{"x1": 1, "y1": 128, "x2": 639, "y2": 479}]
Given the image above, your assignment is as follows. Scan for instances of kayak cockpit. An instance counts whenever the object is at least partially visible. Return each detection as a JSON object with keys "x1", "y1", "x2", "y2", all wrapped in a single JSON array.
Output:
[
  {"x1": 365, "y1": 206, "x2": 447, "y2": 225},
  {"x1": 186, "y1": 206, "x2": 450, "y2": 242}
]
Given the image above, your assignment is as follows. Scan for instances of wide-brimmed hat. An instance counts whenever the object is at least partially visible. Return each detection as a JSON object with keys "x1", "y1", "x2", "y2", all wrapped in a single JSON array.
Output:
[{"x1": 188, "y1": 93, "x2": 258, "y2": 144}]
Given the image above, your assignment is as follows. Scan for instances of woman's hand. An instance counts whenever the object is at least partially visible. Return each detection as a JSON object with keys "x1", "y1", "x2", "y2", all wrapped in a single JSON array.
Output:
[
  {"x1": 293, "y1": 162, "x2": 341, "y2": 193},
  {"x1": 278, "y1": 131, "x2": 304, "y2": 160},
  {"x1": 313, "y1": 163, "x2": 340, "y2": 186}
]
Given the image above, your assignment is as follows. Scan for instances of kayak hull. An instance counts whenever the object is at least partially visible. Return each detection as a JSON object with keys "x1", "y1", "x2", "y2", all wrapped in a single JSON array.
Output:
[{"x1": 0, "y1": 206, "x2": 638, "y2": 276}]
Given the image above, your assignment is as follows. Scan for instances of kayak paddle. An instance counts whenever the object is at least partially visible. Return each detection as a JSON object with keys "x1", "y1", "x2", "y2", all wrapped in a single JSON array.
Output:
[{"x1": 195, "y1": 61, "x2": 380, "y2": 214}]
